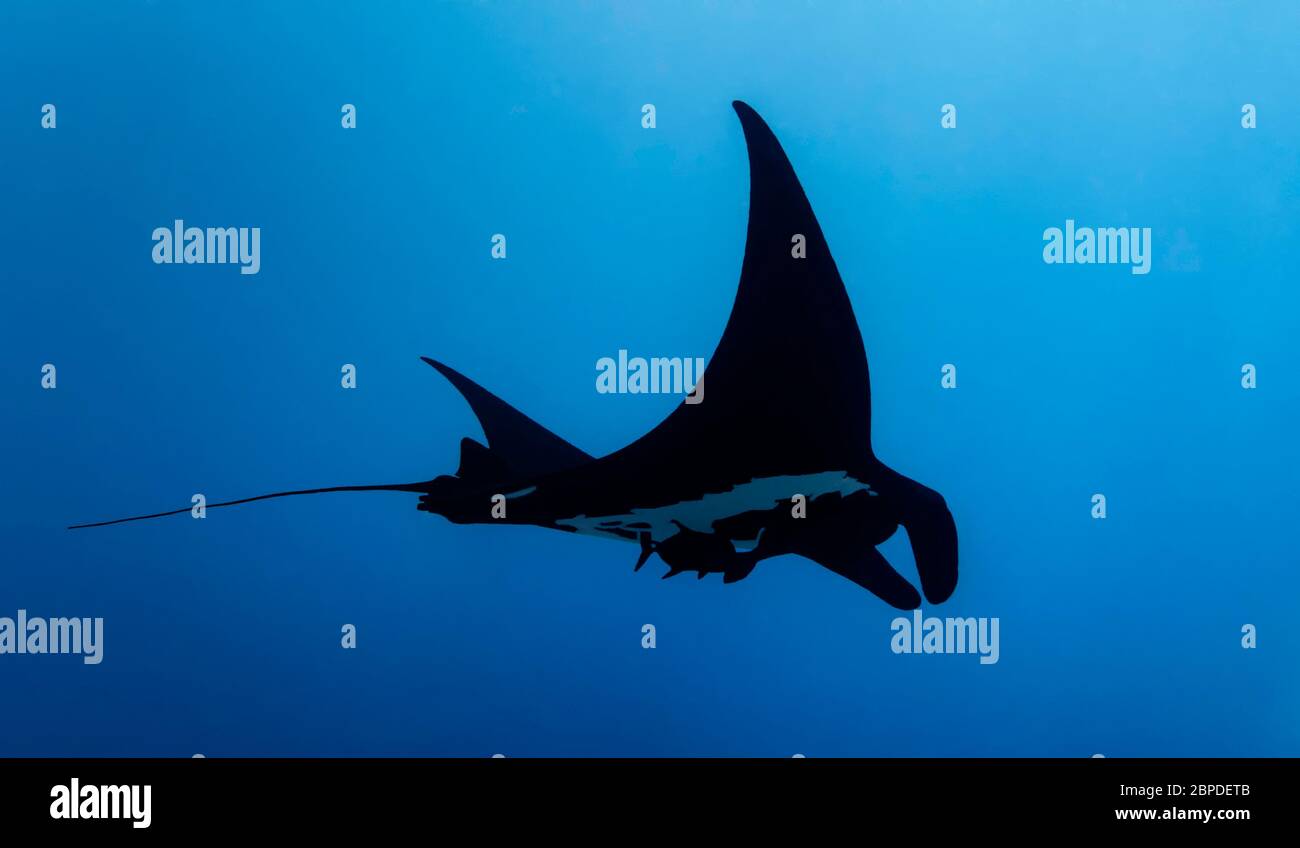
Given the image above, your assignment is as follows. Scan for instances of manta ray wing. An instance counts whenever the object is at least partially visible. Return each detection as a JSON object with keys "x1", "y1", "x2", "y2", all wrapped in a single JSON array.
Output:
[
  {"x1": 422, "y1": 357, "x2": 594, "y2": 478},
  {"x1": 575, "y1": 100, "x2": 874, "y2": 498},
  {"x1": 538, "y1": 102, "x2": 957, "y2": 607}
]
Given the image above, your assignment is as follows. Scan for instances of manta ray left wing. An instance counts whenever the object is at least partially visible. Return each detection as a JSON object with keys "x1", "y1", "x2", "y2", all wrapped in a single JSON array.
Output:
[{"x1": 422, "y1": 357, "x2": 593, "y2": 478}]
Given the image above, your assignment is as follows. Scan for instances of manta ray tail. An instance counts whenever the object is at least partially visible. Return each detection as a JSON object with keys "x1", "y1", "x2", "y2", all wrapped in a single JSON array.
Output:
[
  {"x1": 67, "y1": 481, "x2": 434, "y2": 530},
  {"x1": 72, "y1": 357, "x2": 596, "y2": 530}
]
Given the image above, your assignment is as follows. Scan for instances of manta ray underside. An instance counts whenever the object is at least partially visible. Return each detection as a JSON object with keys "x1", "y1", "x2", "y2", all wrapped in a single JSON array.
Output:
[{"x1": 71, "y1": 101, "x2": 958, "y2": 610}]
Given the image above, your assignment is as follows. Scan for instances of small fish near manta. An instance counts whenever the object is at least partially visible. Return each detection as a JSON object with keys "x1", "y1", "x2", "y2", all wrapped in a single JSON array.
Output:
[{"x1": 70, "y1": 101, "x2": 958, "y2": 610}]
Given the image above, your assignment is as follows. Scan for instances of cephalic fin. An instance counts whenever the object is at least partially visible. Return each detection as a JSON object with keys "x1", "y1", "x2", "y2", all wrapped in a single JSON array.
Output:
[
  {"x1": 872, "y1": 466, "x2": 958, "y2": 604},
  {"x1": 801, "y1": 545, "x2": 921, "y2": 611},
  {"x1": 634, "y1": 532, "x2": 654, "y2": 572}
]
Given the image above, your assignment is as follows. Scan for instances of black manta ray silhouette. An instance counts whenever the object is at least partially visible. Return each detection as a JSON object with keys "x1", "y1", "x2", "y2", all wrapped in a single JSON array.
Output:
[{"x1": 71, "y1": 101, "x2": 958, "y2": 610}]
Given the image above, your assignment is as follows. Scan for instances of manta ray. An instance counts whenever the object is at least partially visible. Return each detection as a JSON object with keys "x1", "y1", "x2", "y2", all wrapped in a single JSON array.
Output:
[{"x1": 71, "y1": 101, "x2": 958, "y2": 610}]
